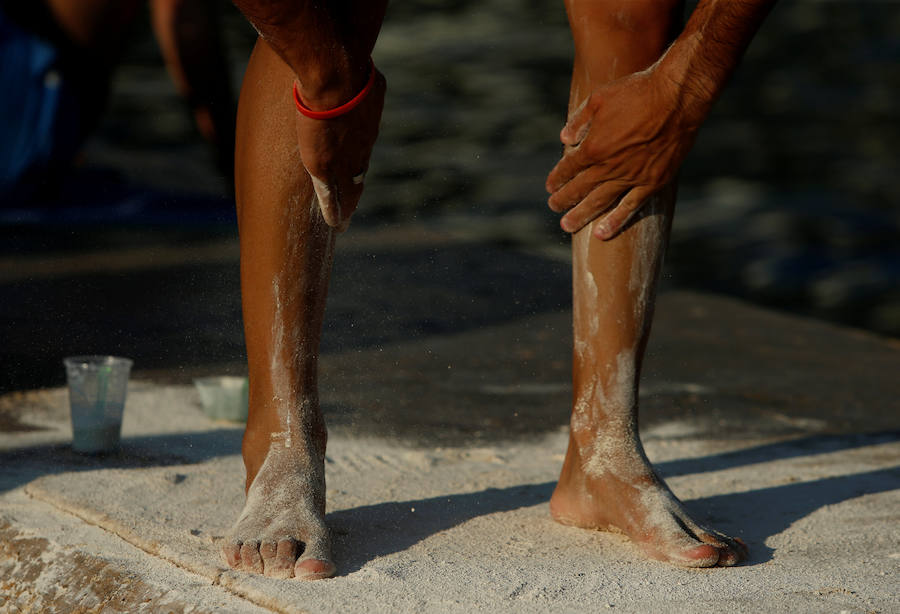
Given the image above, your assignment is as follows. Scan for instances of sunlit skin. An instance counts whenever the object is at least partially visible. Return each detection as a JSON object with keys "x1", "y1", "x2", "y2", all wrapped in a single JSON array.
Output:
[{"x1": 225, "y1": 0, "x2": 774, "y2": 578}]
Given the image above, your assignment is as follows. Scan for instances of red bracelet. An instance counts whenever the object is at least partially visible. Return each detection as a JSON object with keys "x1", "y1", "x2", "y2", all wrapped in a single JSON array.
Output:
[{"x1": 292, "y1": 58, "x2": 376, "y2": 120}]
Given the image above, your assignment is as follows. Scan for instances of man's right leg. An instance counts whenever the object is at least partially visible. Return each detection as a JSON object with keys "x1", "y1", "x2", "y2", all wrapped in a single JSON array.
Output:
[{"x1": 222, "y1": 40, "x2": 343, "y2": 580}]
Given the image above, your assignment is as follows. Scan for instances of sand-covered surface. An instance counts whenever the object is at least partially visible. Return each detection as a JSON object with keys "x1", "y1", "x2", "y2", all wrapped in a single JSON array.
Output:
[
  {"x1": 3, "y1": 295, "x2": 899, "y2": 612},
  {"x1": 1, "y1": 381, "x2": 897, "y2": 613}
]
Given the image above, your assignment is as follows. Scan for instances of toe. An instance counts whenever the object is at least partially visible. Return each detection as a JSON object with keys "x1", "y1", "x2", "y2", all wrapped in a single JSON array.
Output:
[
  {"x1": 717, "y1": 536, "x2": 749, "y2": 567},
  {"x1": 699, "y1": 531, "x2": 748, "y2": 567},
  {"x1": 264, "y1": 539, "x2": 298, "y2": 579},
  {"x1": 716, "y1": 546, "x2": 740, "y2": 567},
  {"x1": 674, "y1": 543, "x2": 721, "y2": 568},
  {"x1": 222, "y1": 542, "x2": 242, "y2": 569},
  {"x1": 240, "y1": 540, "x2": 264, "y2": 574},
  {"x1": 260, "y1": 540, "x2": 289, "y2": 578},
  {"x1": 295, "y1": 557, "x2": 336, "y2": 580}
]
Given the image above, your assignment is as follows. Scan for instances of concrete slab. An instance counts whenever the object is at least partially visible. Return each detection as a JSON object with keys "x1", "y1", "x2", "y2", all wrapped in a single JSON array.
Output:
[{"x1": 2, "y1": 293, "x2": 899, "y2": 613}]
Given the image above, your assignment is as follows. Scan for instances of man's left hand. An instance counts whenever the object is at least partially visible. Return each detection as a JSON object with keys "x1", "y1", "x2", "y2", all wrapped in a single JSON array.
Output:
[{"x1": 546, "y1": 66, "x2": 699, "y2": 240}]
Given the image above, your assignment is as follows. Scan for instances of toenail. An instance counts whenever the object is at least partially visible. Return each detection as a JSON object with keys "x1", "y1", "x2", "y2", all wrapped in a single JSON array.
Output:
[
  {"x1": 295, "y1": 558, "x2": 336, "y2": 580},
  {"x1": 717, "y1": 547, "x2": 741, "y2": 566},
  {"x1": 681, "y1": 544, "x2": 720, "y2": 567}
]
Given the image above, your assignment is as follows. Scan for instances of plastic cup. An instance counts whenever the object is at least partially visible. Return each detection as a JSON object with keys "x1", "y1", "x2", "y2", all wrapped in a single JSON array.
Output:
[
  {"x1": 193, "y1": 376, "x2": 248, "y2": 422},
  {"x1": 63, "y1": 356, "x2": 133, "y2": 453}
]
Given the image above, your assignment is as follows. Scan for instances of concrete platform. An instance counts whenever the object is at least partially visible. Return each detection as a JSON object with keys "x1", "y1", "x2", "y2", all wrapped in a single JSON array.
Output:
[{"x1": 1, "y1": 291, "x2": 899, "y2": 613}]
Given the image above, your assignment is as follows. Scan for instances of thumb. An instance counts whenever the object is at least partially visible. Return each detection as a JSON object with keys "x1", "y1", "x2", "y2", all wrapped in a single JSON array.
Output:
[
  {"x1": 309, "y1": 173, "x2": 343, "y2": 228},
  {"x1": 560, "y1": 94, "x2": 596, "y2": 146}
]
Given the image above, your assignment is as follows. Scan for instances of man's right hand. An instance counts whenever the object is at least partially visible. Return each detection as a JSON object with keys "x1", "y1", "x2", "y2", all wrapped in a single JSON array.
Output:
[
  {"x1": 232, "y1": 0, "x2": 388, "y2": 229},
  {"x1": 294, "y1": 68, "x2": 386, "y2": 230}
]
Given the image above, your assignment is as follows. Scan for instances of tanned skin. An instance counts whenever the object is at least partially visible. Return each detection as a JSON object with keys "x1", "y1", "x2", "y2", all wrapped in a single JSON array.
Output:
[
  {"x1": 225, "y1": 0, "x2": 775, "y2": 578},
  {"x1": 547, "y1": 0, "x2": 777, "y2": 239}
]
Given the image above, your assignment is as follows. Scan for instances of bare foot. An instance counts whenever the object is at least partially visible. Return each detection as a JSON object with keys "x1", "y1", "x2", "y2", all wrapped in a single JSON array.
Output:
[
  {"x1": 223, "y1": 437, "x2": 335, "y2": 580},
  {"x1": 550, "y1": 434, "x2": 747, "y2": 567}
]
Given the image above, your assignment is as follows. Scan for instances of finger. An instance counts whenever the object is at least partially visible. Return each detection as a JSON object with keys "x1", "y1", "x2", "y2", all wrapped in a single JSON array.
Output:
[
  {"x1": 548, "y1": 166, "x2": 615, "y2": 213},
  {"x1": 309, "y1": 173, "x2": 343, "y2": 228},
  {"x1": 593, "y1": 184, "x2": 656, "y2": 240},
  {"x1": 560, "y1": 94, "x2": 596, "y2": 146},
  {"x1": 546, "y1": 146, "x2": 593, "y2": 194},
  {"x1": 559, "y1": 181, "x2": 629, "y2": 234},
  {"x1": 337, "y1": 182, "x2": 364, "y2": 233}
]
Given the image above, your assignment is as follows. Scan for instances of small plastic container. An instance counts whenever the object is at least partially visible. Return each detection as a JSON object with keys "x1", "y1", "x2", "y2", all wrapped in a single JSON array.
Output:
[
  {"x1": 63, "y1": 355, "x2": 133, "y2": 453},
  {"x1": 193, "y1": 376, "x2": 249, "y2": 422}
]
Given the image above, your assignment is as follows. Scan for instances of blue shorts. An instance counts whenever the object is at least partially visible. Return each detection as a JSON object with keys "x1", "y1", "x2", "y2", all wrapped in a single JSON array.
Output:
[{"x1": 0, "y1": 5, "x2": 82, "y2": 204}]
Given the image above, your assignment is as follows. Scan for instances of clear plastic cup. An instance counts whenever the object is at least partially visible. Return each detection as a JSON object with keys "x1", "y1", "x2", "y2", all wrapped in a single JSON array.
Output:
[
  {"x1": 63, "y1": 356, "x2": 133, "y2": 453},
  {"x1": 193, "y1": 376, "x2": 249, "y2": 422}
]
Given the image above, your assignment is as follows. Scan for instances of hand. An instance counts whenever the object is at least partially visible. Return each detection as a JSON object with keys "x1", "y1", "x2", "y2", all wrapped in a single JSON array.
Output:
[
  {"x1": 294, "y1": 68, "x2": 386, "y2": 231},
  {"x1": 546, "y1": 66, "x2": 699, "y2": 240}
]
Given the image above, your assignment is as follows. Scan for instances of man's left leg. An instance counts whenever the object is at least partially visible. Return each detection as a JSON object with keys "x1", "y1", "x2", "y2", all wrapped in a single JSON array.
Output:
[{"x1": 549, "y1": 0, "x2": 747, "y2": 567}]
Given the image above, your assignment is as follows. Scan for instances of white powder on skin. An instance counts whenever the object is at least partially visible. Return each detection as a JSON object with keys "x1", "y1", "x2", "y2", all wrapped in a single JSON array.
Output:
[
  {"x1": 580, "y1": 348, "x2": 640, "y2": 479},
  {"x1": 228, "y1": 432, "x2": 331, "y2": 575},
  {"x1": 310, "y1": 174, "x2": 352, "y2": 232},
  {"x1": 565, "y1": 191, "x2": 730, "y2": 564},
  {"x1": 571, "y1": 199, "x2": 668, "y2": 481},
  {"x1": 267, "y1": 193, "x2": 335, "y2": 451},
  {"x1": 627, "y1": 195, "x2": 668, "y2": 333},
  {"x1": 226, "y1": 189, "x2": 336, "y2": 576}
]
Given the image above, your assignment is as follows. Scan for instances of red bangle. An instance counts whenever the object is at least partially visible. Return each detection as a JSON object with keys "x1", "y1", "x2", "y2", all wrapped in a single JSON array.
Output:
[{"x1": 292, "y1": 58, "x2": 376, "y2": 120}]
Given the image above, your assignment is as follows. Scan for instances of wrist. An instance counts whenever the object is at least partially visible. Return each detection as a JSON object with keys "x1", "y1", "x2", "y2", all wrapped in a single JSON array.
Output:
[
  {"x1": 655, "y1": 34, "x2": 720, "y2": 130},
  {"x1": 292, "y1": 59, "x2": 376, "y2": 120},
  {"x1": 292, "y1": 53, "x2": 373, "y2": 111}
]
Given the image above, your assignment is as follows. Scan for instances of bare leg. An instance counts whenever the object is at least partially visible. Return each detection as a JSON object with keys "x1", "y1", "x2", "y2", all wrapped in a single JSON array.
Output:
[
  {"x1": 221, "y1": 38, "x2": 382, "y2": 579},
  {"x1": 549, "y1": 0, "x2": 747, "y2": 567}
]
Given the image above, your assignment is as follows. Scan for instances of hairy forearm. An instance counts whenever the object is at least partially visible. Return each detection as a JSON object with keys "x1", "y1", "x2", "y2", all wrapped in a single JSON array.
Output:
[
  {"x1": 658, "y1": 0, "x2": 777, "y2": 127},
  {"x1": 232, "y1": 1, "x2": 386, "y2": 105}
]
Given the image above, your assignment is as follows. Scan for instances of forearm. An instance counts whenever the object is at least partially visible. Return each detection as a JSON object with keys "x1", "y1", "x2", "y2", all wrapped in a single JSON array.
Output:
[
  {"x1": 231, "y1": 0, "x2": 386, "y2": 106},
  {"x1": 658, "y1": 0, "x2": 777, "y2": 127}
]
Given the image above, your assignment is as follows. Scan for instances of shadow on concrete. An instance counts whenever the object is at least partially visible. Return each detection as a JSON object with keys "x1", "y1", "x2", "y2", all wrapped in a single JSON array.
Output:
[
  {"x1": 3, "y1": 431, "x2": 896, "y2": 569},
  {"x1": 0, "y1": 428, "x2": 244, "y2": 494},
  {"x1": 329, "y1": 436, "x2": 899, "y2": 572},
  {"x1": 0, "y1": 241, "x2": 570, "y2": 393},
  {"x1": 655, "y1": 431, "x2": 900, "y2": 479},
  {"x1": 686, "y1": 466, "x2": 900, "y2": 566},
  {"x1": 328, "y1": 482, "x2": 556, "y2": 574},
  {"x1": 328, "y1": 459, "x2": 898, "y2": 573}
]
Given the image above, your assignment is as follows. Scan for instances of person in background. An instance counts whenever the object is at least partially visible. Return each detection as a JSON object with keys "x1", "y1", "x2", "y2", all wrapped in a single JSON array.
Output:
[{"x1": 0, "y1": 0, "x2": 235, "y2": 204}]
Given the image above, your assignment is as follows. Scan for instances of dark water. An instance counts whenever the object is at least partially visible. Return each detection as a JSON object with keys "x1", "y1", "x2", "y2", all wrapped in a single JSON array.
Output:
[{"x1": 3, "y1": 0, "x2": 899, "y2": 337}]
